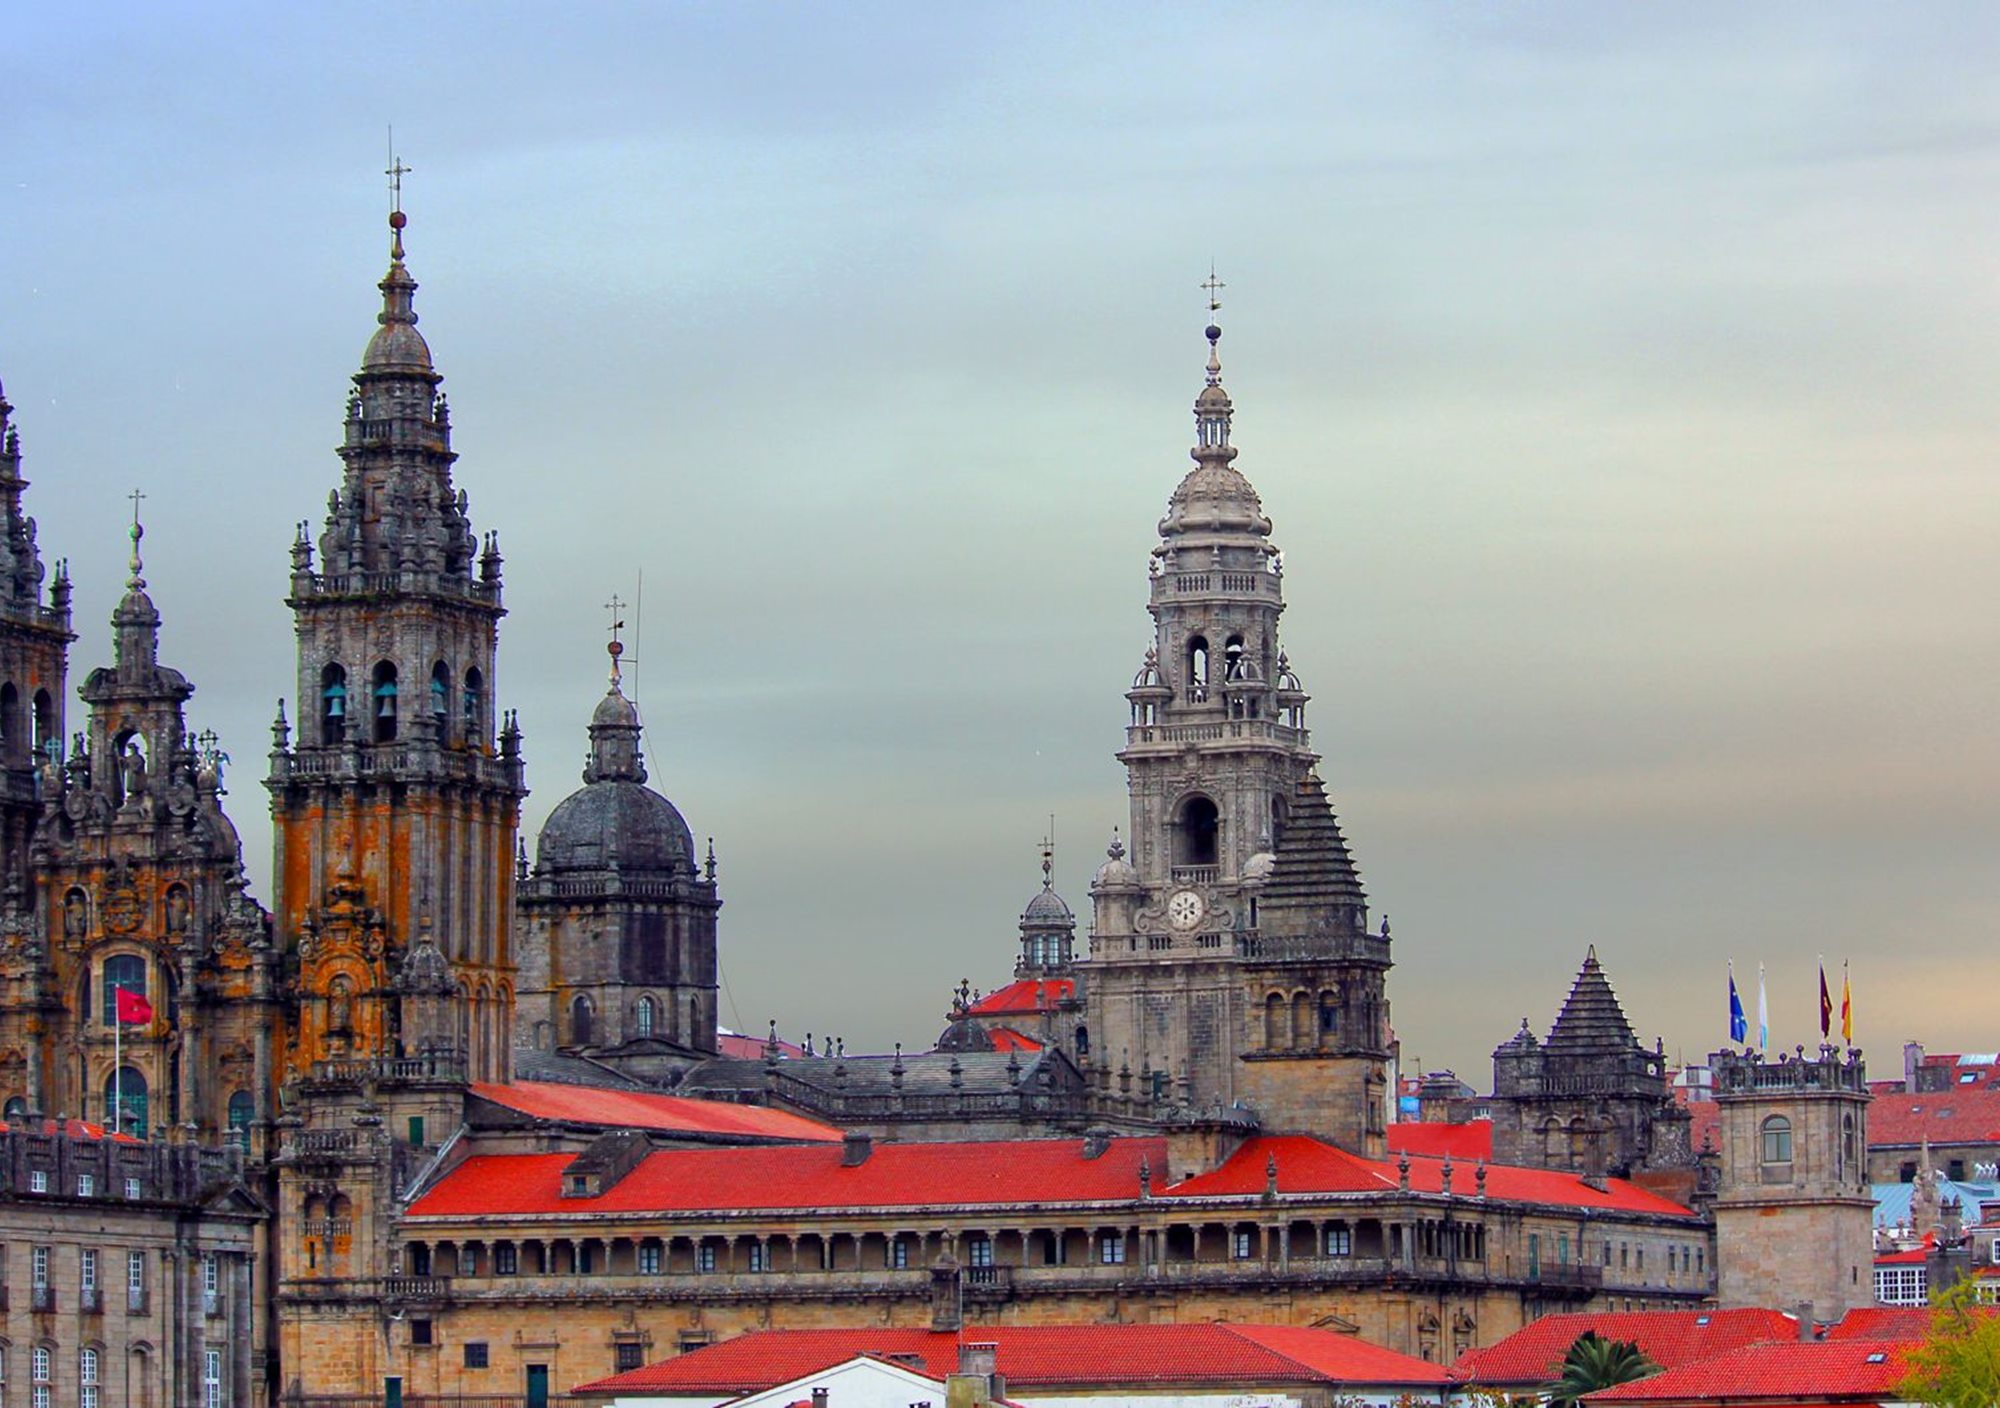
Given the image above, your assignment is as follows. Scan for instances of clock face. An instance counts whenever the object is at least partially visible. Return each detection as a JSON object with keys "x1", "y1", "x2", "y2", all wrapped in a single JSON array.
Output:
[{"x1": 1167, "y1": 888, "x2": 1206, "y2": 931}]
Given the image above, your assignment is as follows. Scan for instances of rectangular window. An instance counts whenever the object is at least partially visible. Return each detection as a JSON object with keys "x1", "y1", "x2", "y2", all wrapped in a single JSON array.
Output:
[
  {"x1": 1099, "y1": 1233, "x2": 1126, "y2": 1265},
  {"x1": 82, "y1": 1247, "x2": 99, "y2": 1290},
  {"x1": 130, "y1": 1250, "x2": 148, "y2": 1310},
  {"x1": 410, "y1": 1318, "x2": 433, "y2": 1346},
  {"x1": 494, "y1": 1243, "x2": 517, "y2": 1276},
  {"x1": 28, "y1": 1169, "x2": 46, "y2": 1193},
  {"x1": 1325, "y1": 1227, "x2": 1351, "y2": 1257},
  {"x1": 967, "y1": 1237, "x2": 993, "y2": 1268},
  {"x1": 409, "y1": 1116, "x2": 425, "y2": 1147},
  {"x1": 615, "y1": 1344, "x2": 645, "y2": 1373},
  {"x1": 1636, "y1": 1246, "x2": 1644, "y2": 1271},
  {"x1": 890, "y1": 1240, "x2": 909, "y2": 1270},
  {"x1": 746, "y1": 1243, "x2": 767, "y2": 1273},
  {"x1": 204, "y1": 1347, "x2": 222, "y2": 1408},
  {"x1": 1232, "y1": 1229, "x2": 1254, "y2": 1259},
  {"x1": 464, "y1": 1343, "x2": 489, "y2": 1369},
  {"x1": 696, "y1": 1244, "x2": 716, "y2": 1273},
  {"x1": 204, "y1": 1252, "x2": 220, "y2": 1292},
  {"x1": 637, "y1": 1243, "x2": 661, "y2": 1275},
  {"x1": 125, "y1": 1177, "x2": 142, "y2": 1200},
  {"x1": 78, "y1": 1173, "x2": 95, "y2": 1197},
  {"x1": 31, "y1": 1245, "x2": 49, "y2": 1287}
]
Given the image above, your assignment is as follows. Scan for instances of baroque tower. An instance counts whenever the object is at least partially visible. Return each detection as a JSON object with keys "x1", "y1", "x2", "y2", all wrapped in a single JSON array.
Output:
[
  {"x1": 266, "y1": 200, "x2": 525, "y2": 1089},
  {"x1": 24, "y1": 515, "x2": 277, "y2": 1144},
  {"x1": 517, "y1": 630, "x2": 721, "y2": 1079},
  {"x1": 0, "y1": 379, "x2": 73, "y2": 1117},
  {"x1": 1083, "y1": 306, "x2": 1391, "y2": 1151}
]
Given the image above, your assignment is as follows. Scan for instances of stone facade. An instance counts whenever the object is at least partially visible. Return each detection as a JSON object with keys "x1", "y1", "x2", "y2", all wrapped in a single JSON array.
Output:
[
  {"x1": 1709, "y1": 1046, "x2": 1874, "y2": 1322},
  {"x1": 0, "y1": 1121, "x2": 265, "y2": 1408}
]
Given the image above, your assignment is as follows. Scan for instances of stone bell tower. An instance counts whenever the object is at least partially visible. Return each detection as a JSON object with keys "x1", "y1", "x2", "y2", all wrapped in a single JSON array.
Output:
[
  {"x1": 1082, "y1": 294, "x2": 1392, "y2": 1151},
  {"x1": 266, "y1": 196, "x2": 526, "y2": 1094}
]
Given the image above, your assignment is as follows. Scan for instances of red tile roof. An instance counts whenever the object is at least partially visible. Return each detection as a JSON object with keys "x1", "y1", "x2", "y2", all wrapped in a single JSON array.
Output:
[
  {"x1": 408, "y1": 1135, "x2": 1167, "y2": 1219},
  {"x1": 1452, "y1": 1309, "x2": 1799, "y2": 1387},
  {"x1": 986, "y1": 1028, "x2": 1043, "y2": 1054},
  {"x1": 1822, "y1": 1305, "x2": 1966, "y2": 1342},
  {"x1": 469, "y1": 1081, "x2": 842, "y2": 1142},
  {"x1": 717, "y1": 1031, "x2": 808, "y2": 1061},
  {"x1": 573, "y1": 1322, "x2": 1453, "y2": 1396},
  {"x1": 1167, "y1": 1135, "x2": 1699, "y2": 1217},
  {"x1": 968, "y1": 978, "x2": 1074, "y2": 1016},
  {"x1": 1388, "y1": 1120, "x2": 1492, "y2": 1161},
  {"x1": 1867, "y1": 1087, "x2": 2000, "y2": 1148},
  {"x1": 1586, "y1": 1339, "x2": 1909, "y2": 1402}
]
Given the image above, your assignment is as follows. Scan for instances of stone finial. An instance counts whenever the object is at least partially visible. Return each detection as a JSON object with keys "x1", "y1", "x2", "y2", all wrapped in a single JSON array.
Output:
[{"x1": 1397, "y1": 1154, "x2": 1410, "y2": 1192}]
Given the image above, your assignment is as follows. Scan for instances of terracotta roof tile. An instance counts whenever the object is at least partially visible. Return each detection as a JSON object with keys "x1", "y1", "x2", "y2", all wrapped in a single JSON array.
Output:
[
  {"x1": 1587, "y1": 1339, "x2": 1909, "y2": 1401},
  {"x1": 407, "y1": 1135, "x2": 1167, "y2": 1219},
  {"x1": 968, "y1": 979, "x2": 1074, "y2": 1016},
  {"x1": 986, "y1": 1028, "x2": 1044, "y2": 1054},
  {"x1": 1866, "y1": 1087, "x2": 2000, "y2": 1148},
  {"x1": 1452, "y1": 1308, "x2": 1799, "y2": 1386},
  {"x1": 1388, "y1": 1120, "x2": 1493, "y2": 1161},
  {"x1": 573, "y1": 1322, "x2": 1452, "y2": 1396},
  {"x1": 468, "y1": 1081, "x2": 842, "y2": 1142},
  {"x1": 1169, "y1": 1135, "x2": 1698, "y2": 1217}
]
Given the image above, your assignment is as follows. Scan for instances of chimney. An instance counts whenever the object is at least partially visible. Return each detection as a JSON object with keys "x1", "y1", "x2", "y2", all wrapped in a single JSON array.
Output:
[
  {"x1": 1905, "y1": 1041, "x2": 1924, "y2": 1093},
  {"x1": 947, "y1": 1342, "x2": 999, "y2": 1408},
  {"x1": 812, "y1": 1390, "x2": 829, "y2": 1408},
  {"x1": 1791, "y1": 1303, "x2": 1816, "y2": 1342},
  {"x1": 842, "y1": 1131, "x2": 872, "y2": 1166},
  {"x1": 929, "y1": 1254, "x2": 962, "y2": 1333}
]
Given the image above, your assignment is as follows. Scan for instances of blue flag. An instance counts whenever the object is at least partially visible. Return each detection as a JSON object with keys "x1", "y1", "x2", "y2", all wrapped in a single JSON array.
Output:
[{"x1": 1728, "y1": 963, "x2": 1748, "y2": 1044}]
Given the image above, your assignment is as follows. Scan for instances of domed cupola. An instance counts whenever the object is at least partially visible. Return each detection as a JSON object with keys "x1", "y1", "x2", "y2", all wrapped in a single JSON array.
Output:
[
  {"x1": 534, "y1": 638, "x2": 695, "y2": 877},
  {"x1": 1158, "y1": 316, "x2": 1274, "y2": 542},
  {"x1": 1017, "y1": 836, "x2": 1076, "y2": 977}
]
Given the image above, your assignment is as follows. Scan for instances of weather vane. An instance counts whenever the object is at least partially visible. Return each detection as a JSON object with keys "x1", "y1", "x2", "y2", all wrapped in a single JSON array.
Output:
[
  {"x1": 1202, "y1": 265, "x2": 1225, "y2": 316},
  {"x1": 605, "y1": 593, "x2": 627, "y2": 681}
]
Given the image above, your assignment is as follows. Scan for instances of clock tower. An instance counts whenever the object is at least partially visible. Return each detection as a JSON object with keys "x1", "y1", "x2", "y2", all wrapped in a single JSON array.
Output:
[{"x1": 1081, "y1": 303, "x2": 1392, "y2": 1152}]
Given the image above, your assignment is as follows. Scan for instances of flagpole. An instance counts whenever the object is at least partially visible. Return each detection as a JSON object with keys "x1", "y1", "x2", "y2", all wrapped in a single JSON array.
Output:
[{"x1": 113, "y1": 986, "x2": 121, "y2": 1136}]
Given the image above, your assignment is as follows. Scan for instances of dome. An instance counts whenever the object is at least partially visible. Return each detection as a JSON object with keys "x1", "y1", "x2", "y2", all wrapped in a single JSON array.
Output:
[
  {"x1": 537, "y1": 778, "x2": 695, "y2": 875},
  {"x1": 1022, "y1": 887, "x2": 1074, "y2": 925},
  {"x1": 592, "y1": 688, "x2": 641, "y2": 729},
  {"x1": 1092, "y1": 834, "x2": 1139, "y2": 890},
  {"x1": 362, "y1": 320, "x2": 434, "y2": 372}
]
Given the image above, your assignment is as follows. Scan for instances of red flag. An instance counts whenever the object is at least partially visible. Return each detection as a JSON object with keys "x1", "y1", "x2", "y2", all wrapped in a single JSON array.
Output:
[
  {"x1": 114, "y1": 986, "x2": 153, "y2": 1025},
  {"x1": 1818, "y1": 964, "x2": 1832, "y2": 1040}
]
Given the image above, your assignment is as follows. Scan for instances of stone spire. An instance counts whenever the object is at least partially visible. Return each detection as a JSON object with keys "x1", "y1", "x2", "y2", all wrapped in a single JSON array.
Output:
[
  {"x1": 1545, "y1": 946, "x2": 1640, "y2": 1050},
  {"x1": 0, "y1": 381, "x2": 66, "y2": 628},
  {"x1": 112, "y1": 498, "x2": 162, "y2": 674}
]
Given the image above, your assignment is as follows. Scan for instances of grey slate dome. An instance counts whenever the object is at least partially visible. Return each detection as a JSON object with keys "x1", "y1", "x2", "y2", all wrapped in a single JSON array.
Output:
[
  {"x1": 535, "y1": 667, "x2": 695, "y2": 875},
  {"x1": 537, "y1": 779, "x2": 694, "y2": 874},
  {"x1": 1022, "y1": 886, "x2": 1073, "y2": 924}
]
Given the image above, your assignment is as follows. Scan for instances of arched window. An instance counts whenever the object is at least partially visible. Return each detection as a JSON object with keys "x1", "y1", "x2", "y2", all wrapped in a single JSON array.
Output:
[
  {"x1": 1187, "y1": 635, "x2": 1210, "y2": 702},
  {"x1": 430, "y1": 662, "x2": 450, "y2": 736},
  {"x1": 1319, "y1": 991, "x2": 1340, "y2": 1038},
  {"x1": 227, "y1": 1091, "x2": 254, "y2": 1145},
  {"x1": 571, "y1": 996, "x2": 593, "y2": 1047},
  {"x1": 1174, "y1": 795, "x2": 1220, "y2": 869},
  {"x1": 102, "y1": 955, "x2": 146, "y2": 1026},
  {"x1": 1291, "y1": 991, "x2": 1312, "y2": 1047},
  {"x1": 105, "y1": 1066, "x2": 147, "y2": 1136},
  {"x1": 3, "y1": 1095, "x2": 25, "y2": 1119},
  {"x1": 1073, "y1": 1024, "x2": 1089, "y2": 1057},
  {"x1": 32, "y1": 689, "x2": 54, "y2": 760},
  {"x1": 0, "y1": 681, "x2": 17, "y2": 755},
  {"x1": 463, "y1": 667, "x2": 484, "y2": 741},
  {"x1": 635, "y1": 996, "x2": 656, "y2": 1038},
  {"x1": 1224, "y1": 634, "x2": 1245, "y2": 681},
  {"x1": 371, "y1": 661, "x2": 398, "y2": 743},
  {"x1": 1761, "y1": 1114, "x2": 1793, "y2": 1164},
  {"x1": 1264, "y1": 993, "x2": 1286, "y2": 1049},
  {"x1": 1842, "y1": 1113, "x2": 1857, "y2": 1176},
  {"x1": 321, "y1": 664, "x2": 348, "y2": 745}
]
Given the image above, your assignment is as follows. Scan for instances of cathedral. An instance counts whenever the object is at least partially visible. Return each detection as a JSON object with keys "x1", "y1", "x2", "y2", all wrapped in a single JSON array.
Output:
[{"x1": 0, "y1": 194, "x2": 1872, "y2": 1405}]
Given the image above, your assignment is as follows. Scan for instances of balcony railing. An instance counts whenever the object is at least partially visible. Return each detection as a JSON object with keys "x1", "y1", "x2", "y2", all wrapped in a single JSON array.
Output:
[
  {"x1": 80, "y1": 1286, "x2": 103, "y2": 1313},
  {"x1": 127, "y1": 1287, "x2": 148, "y2": 1314},
  {"x1": 31, "y1": 1284, "x2": 54, "y2": 1312}
]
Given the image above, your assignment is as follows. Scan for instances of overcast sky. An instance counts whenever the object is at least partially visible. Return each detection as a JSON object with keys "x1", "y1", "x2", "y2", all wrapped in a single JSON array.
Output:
[{"x1": 4, "y1": 3, "x2": 1997, "y2": 1082}]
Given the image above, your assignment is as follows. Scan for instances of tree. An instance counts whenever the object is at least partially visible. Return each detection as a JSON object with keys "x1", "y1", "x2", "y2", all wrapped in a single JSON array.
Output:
[
  {"x1": 1897, "y1": 1276, "x2": 2000, "y2": 1408},
  {"x1": 1548, "y1": 1331, "x2": 1660, "y2": 1407}
]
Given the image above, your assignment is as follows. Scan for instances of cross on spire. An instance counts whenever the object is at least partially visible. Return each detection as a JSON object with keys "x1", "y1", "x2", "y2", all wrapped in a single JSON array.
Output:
[
  {"x1": 1202, "y1": 265, "x2": 1225, "y2": 315},
  {"x1": 387, "y1": 155, "x2": 412, "y2": 215}
]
